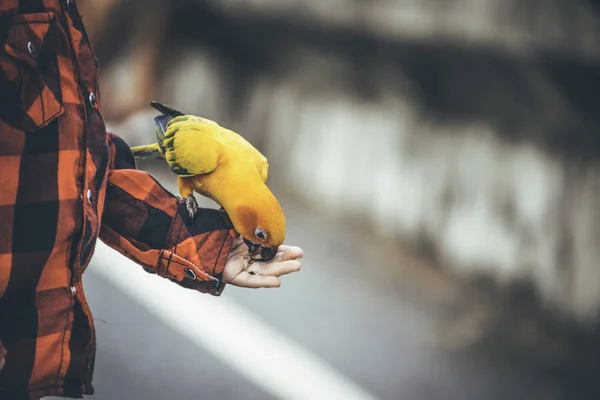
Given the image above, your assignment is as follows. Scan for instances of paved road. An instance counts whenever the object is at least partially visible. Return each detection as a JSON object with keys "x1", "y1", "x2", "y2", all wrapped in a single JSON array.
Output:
[{"x1": 72, "y1": 164, "x2": 582, "y2": 400}]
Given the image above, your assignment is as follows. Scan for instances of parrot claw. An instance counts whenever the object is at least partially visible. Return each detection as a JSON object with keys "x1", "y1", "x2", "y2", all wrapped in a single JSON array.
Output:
[{"x1": 181, "y1": 194, "x2": 198, "y2": 220}]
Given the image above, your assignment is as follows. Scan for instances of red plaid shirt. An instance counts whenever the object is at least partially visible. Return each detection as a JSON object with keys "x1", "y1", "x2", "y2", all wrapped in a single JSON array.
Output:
[{"x1": 0, "y1": 0, "x2": 236, "y2": 398}]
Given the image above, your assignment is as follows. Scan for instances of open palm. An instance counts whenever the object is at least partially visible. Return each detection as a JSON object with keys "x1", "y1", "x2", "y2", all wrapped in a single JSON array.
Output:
[{"x1": 223, "y1": 235, "x2": 303, "y2": 288}]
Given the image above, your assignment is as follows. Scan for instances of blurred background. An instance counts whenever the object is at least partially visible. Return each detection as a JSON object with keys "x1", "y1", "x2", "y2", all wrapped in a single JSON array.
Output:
[{"x1": 76, "y1": 0, "x2": 600, "y2": 399}]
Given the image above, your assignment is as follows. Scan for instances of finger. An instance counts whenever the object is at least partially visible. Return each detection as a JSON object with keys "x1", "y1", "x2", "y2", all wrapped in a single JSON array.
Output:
[
  {"x1": 257, "y1": 246, "x2": 303, "y2": 264},
  {"x1": 277, "y1": 246, "x2": 304, "y2": 261},
  {"x1": 231, "y1": 273, "x2": 281, "y2": 289},
  {"x1": 268, "y1": 251, "x2": 287, "y2": 263},
  {"x1": 251, "y1": 260, "x2": 301, "y2": 277}
]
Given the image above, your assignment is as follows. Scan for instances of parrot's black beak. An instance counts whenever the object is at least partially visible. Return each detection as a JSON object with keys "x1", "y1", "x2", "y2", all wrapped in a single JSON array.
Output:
[
  {"x1": 243, "y1": 237, "x2": 260, "y2": 254},
  {"x1": 242, "y1": 238, "x2": 278, "y2": 263},
  {"x1": 258, "y1": 246, "x2": 278, "y2": 262}
]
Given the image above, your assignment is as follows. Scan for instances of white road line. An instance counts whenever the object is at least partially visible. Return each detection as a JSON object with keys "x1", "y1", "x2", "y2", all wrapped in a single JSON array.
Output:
[{"x1": 89, "y1": 242, "x2": 381, "y2": 400}]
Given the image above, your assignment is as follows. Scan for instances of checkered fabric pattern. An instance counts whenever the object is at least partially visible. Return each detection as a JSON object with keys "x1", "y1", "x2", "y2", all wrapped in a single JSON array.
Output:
[{"x1": 0, "y1": 1, "x2": 235, "y2": 399}]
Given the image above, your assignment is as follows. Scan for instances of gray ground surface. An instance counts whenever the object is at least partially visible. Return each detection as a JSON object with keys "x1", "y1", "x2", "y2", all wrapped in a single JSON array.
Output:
[{"x1": 55, "y1": 164, "x2": 595, "y2": 400}]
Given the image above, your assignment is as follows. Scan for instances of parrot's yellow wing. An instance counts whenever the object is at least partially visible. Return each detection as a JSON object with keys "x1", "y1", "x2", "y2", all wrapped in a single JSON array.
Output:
[{"x1": 161, "y1": 118, "x2": 223, "y2": 177}]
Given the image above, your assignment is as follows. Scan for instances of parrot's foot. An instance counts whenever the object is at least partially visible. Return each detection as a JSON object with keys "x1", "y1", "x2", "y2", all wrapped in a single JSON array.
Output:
[{"x1": 180, "y1": 194, "x2": 198, "y2": 219}]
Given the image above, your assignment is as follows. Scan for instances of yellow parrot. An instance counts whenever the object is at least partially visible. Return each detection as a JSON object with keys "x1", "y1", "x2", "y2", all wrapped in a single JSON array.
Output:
[{"x1": 130, "y1": 102, "x2": 286, "y2": 263}]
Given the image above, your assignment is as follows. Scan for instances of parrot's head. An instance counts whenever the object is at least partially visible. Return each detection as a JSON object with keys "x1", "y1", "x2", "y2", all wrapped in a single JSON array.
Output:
[{"x1": 232, "y1": 195, "x2": 286, "y2": 263}]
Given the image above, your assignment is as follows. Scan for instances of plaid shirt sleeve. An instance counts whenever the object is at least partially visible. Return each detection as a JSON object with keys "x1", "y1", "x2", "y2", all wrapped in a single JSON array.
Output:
[
  {"x1": 1, "y1": 1, "x2": 238, "y2": 396},
  {"x1": 99, "y1": 133, "x2": 236, "y2": 295}
]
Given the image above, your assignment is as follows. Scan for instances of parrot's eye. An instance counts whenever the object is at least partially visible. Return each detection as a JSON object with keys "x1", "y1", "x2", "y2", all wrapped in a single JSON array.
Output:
[{"x1": 255, "y1": 227, "x2": 268, "y2": 242}]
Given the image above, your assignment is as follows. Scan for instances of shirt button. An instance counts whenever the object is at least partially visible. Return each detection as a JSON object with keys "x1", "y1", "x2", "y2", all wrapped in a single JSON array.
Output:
[
  {"x1": 86, "y1": 189, "x2": 93, "y2": 204},
  {"x1": 27, "y1": 42, "x2": 36, "y2": 58},
  {"x1": 184, "y1": 269, "x2": 197, "y2": 280},
  {"x1": 88, "y1": 92, "x2": 97, "y2": 108},
  {"x1": 70, "y1": 286, "x2": 77, "y2": 296}
]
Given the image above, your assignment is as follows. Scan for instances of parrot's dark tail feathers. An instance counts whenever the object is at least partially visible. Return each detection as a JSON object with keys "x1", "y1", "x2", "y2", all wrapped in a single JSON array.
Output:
[
  {"x1": 150, "y1": 101, "x2": 185, "y2": 118},
  {"x1": 154, "y1": 115, "x2": 170, "y2": 143},
  {"x1": 130, "y1": 144, "x2": 162, "y2": 160}
]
